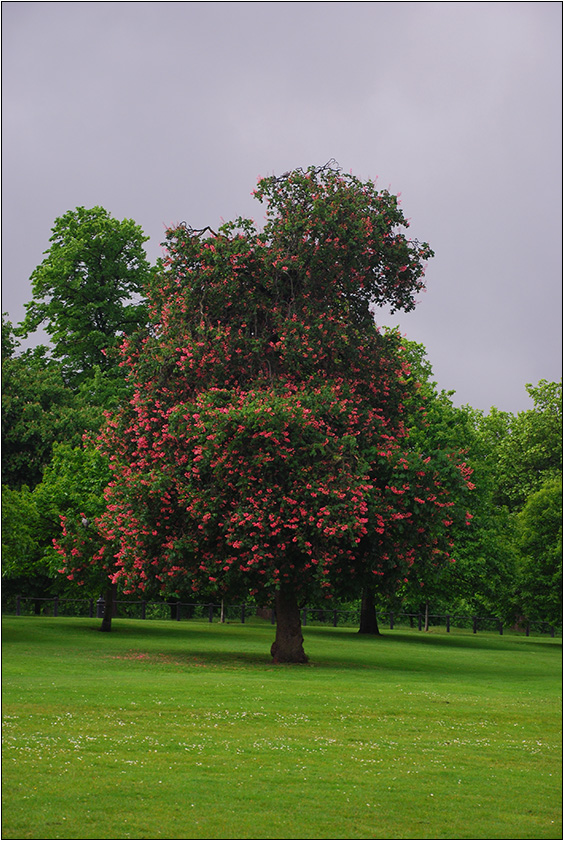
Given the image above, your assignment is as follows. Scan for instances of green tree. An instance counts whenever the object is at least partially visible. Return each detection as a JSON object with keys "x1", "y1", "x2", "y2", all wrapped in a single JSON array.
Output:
[
  {"x1": 2, "y1": 443, "x2": 112, "y2": 602},
  {"x1": 373, "y1": 340, "x2": 537, "y2": 627},
  {"x1": 375, "y1": 339, "x2": 479, "y2": 626},
  {"x1": 17, "y1": 206, "x2": 151, "y2": 384},
  {"x1": 1, "y1": 485, "x2": 44, "y2": 592},
  {"x1": 34, "y1": 443, "x2": 112, "y2": 580},
  {"x1": 516, "y1": 475, "x2": 562, "y2": 627},
  {"x1": 2, "y1": 339, "x2": 81, "y2": 490},
  {"x1": 2, "y1": 312, "x2": 126, "y2": 591},
  {"x1": 2, "y1": 313, "x2": 18, "y2": 357},
  {"x1": 458, "y1": 380, "x2": 563, "y2": 623},
  {"x1": 1, "y1": 314, "x2": 120, "y2": 491},
  {"x1": 487, "y1": 380, "x2": 562, "y2": 512}
]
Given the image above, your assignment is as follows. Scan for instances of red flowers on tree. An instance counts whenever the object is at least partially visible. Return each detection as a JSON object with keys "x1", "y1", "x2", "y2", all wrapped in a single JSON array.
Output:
[{"x1": 56, "y1": 162, "x2": 472, "y2": 661}]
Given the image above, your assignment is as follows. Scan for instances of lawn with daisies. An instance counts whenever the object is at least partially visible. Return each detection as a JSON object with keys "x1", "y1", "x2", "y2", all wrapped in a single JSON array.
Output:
[{"x1": 2, "y1": 616, "x2": 561, "y2": 840}]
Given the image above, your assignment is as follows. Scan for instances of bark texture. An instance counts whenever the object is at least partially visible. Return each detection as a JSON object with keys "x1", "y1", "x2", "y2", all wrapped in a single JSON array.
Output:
[
  {"x1": 358, "y1": 586, "x2": 381, "y2": 635},
  {"x1": 270, "y1": 587, "x2": 309, "y2": 663}
]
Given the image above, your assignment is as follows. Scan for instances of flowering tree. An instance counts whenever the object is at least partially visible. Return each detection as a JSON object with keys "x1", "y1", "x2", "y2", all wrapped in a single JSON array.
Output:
[{"x1": 56, "y1": 163, "x2": 472, "y2": 661}]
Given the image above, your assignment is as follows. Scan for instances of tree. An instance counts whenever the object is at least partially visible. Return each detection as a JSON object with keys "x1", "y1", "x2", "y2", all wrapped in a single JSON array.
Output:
[
  {"x1": 1, "y1": 484, "x2": 46, "y2": 599},
  {"x1": 2, "y1": 443, "x2": 112, "y2": 602},
  {"x1": 2, "y1": 310, "x2": 123, "y2": 594},
  {"x1": 2, "y1": 335, "x2": 82, "y2": 490},
  {"x1": 2, "y1": 313, "x2": 18, "y2": 358},
  {"x1": 2, "y1": 311, "x2": 125, "y2": 491},
  {"x1": 354, "y1": 338, "x2": 477, "y2": 631},
  {"x1": 485, "y1": 379, "x2": 562, "y2": 512},
  {"x1": 56, "y1": 164, "x2": 473, "y2": 661},
  {"x1": 515, "y1": 475, "x2": 562, "y2": 627},
  {"x1": 17, "y1": 206, "x2": 151, "y2": 384}
]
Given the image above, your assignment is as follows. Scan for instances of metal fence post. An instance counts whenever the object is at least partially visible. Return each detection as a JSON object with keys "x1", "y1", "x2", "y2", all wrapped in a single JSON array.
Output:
[
  {"x1": 208, "y1": 603, "x2": 214, "y2": 623},
  {"x1": 390, "y1": 612, "x2": 394, "y2": 630},
  {"x1": 418, "y1": 613, "x2": 422, "y2": 631},
  {"x1": 473, "y1": 616, "x2": 478, "y2": 634},
  {"x1": 333, "y1": 609, "x2": 338, "y2": 627},
  {"x1": 499, "y1": 620, "x2": 503, "y2": 635},
  {"x1": 446, "y1": 614, "x2": 450, "y2": 633},
  {"x1": 241, "y1": 604, "x2": 245, "y2": 624},
  {"x1": 16, "y1": 596, "x2": 21, "y2": 616}
]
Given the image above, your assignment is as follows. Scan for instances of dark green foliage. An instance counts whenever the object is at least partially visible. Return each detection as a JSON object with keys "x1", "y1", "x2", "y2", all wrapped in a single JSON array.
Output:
[
  {"x1": 482, "y1": 379, "x2": 562, "y2": 512},
  {"x1": 516, "y1": 475, "x2": 562, "y2": 626},
  {"x1": 17, "y1": 206, "x2": 151, "y2": 384},
  {"x1": 2, "y1": 341, "x2": 83, "y2": 490},
  {"x1": 2, "y1": 444, "x2": 112, "y2": 598}
]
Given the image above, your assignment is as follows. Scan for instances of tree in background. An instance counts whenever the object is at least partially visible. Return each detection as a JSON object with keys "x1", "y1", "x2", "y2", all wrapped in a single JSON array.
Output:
[
  {"x1": 355, "y1": 337, "x2": 478, "y2": 631},
  {"x1": 473, "y1": 380, "x2": 562, "y2": 624},
  {"x1": 1, "y1": 443, "x2": 111, "y2": 602},
  {"x1": 2, "y1": 316, "x2": 83, "y2": 490},
  {"x1": 3, "y1": 208, "x2": 152, "y2": 595},
  {"x1": 56, "y1": 164, "x2": 474, "y2": 660},
  {"x1": 486, "y1": 379, "x2": 562, "y2": 512},
  {"x1": 516, "y1": 474, "x2": 562, "y2": 627},
  {"x1": 1, "y1": 484, "x2": 45, "y2": 603},
  {"x1": 17, "y1": 206, "x2": 151, "y2": 385},
  {"x1": 2, "y1": 313, "x2": 132, "y2": 595}
]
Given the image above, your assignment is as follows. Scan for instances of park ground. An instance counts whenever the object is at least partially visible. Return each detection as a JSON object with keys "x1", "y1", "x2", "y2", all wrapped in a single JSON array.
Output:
[{"x1": 1, "y1": 616, "x2": 562, "y2": 840}]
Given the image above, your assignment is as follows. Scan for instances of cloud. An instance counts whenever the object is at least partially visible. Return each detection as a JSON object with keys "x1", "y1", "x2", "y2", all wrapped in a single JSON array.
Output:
[{"x1": 2, "y1": 1, "x2": 561, "y2": 413}]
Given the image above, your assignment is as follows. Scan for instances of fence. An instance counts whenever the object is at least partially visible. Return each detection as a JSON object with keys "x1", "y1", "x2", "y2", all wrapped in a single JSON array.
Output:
[{"x1": 1, "y1": 595, "x2": 560, "y2": 638}]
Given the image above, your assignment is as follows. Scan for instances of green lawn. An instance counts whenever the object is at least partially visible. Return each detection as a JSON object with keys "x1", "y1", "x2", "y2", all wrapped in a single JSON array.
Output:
[{"x1": 2, "y1": 616, "x2": 561, "y2": 840}]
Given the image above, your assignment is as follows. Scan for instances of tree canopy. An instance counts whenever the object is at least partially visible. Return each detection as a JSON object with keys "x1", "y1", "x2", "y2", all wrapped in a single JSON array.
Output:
[
  {"x1": 53, "y1": 164, "x2": 478, "y2": 661},
  {"x1": 486, "y1": 379, "x2": 562, "y2": 511},
  {"x1": 516, "y1": 474, "x2": 562, "y2": 627},
  {"x1": 17, "y1": 206, "x2": 151, "y2": 384}
]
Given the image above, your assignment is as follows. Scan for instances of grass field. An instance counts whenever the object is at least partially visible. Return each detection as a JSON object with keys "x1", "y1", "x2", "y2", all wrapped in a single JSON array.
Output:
[{"x1": 2, "y1": 616, "x2": 561, "y2": 840}]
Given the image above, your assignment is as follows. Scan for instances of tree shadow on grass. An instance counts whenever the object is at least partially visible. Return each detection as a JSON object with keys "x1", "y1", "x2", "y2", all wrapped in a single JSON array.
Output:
[
  {"x1": 5, "y1": 617, "x2": 559, "y2": 677},
  {"x1": 89, "y1": 618, "x2": 282, "y2": 669},
  {"x1": 91, "y1": 633, "x2": 541, "y2": 683},
  {"x1": 305, "y1": 625, "x2": 562, "y2": 653},
  {"x1": 81, "y1": 619, "x2": 563, "y2": 677}
]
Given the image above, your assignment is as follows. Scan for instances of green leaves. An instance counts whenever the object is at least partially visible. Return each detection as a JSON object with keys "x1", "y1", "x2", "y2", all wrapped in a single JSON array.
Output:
[
  {"x1": 2, "y1": 345, "x2": 80, "y2": 489},
  {"x1": 477, "y1": 379, "x2": 562, "y2": 512},
  {"x1": 516, "y1": 475, "x2": 562, "y2": 625},
  {"x1": 18, "y1": 206, "x2": 152, "y2": 384}
]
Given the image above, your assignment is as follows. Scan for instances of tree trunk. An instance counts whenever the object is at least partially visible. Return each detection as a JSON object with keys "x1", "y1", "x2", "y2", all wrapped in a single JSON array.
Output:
[
  {"x1": 358, "y1": 586, "x2": 381, "y2": 635},
  {"x1": 100, "y1": 582, "x2": 116, "y2": 632},
  {"x1": 270, "y1": 587, "x2": 308, "y2": 663}
]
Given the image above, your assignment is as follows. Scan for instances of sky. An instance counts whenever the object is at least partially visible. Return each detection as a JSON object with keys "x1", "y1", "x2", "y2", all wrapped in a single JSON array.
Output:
[{"x1": 2, "y1": 1, "x2": 562, "y2": 414}]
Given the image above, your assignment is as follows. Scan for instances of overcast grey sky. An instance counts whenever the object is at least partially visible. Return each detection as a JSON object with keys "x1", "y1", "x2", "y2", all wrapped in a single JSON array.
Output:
[{"x1": 2, "y1": 1, "x2": 562, "y2": 413}]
